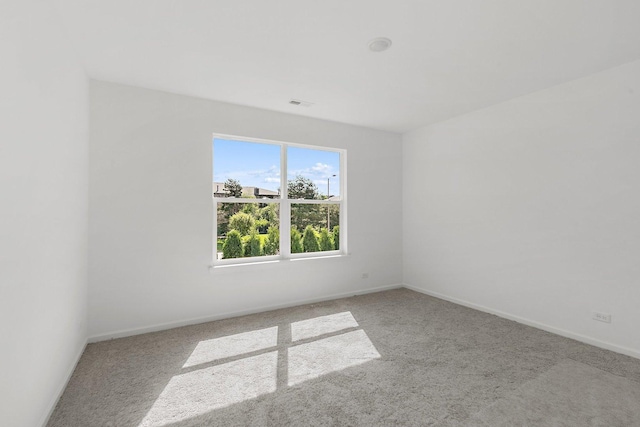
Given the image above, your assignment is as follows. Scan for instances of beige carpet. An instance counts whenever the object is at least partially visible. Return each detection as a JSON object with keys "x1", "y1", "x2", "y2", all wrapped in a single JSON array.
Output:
[
  {"x1": 48, "y1": 289, "x2": 640, "y2": 426},
  {"x1": 467, "y1": 359, "x2": 640, "y2": 426}
]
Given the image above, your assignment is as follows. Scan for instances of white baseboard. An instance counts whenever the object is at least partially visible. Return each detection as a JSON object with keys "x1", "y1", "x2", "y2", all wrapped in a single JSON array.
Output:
[
  {"x1": 403, "y1": 283, "x2": 640, "y2": 360},
  {"x1": 40, "y1": 339, "x2": 88, "y2": 427},
  {"x1": 89, "y1": 283, "x2": 403, "y2": 343}
]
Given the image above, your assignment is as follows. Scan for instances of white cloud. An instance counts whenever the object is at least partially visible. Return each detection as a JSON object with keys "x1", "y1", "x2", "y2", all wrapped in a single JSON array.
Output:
[
  {"x1": 289, "y1": 163, "x2": 338, "y2": 180},
  {"x1": 214, "y1": 164, "x2": 280, "y2": 189},
  {"x1": 311, "y1": 163, "x2": 331, "y2": 174}
]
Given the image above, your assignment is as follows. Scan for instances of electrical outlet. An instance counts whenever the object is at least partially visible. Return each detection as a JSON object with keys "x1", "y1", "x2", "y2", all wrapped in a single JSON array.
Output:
[
  {"x1": 592, "y1": 312, "x2": 612, "y2": 323},
  {"x1": 361, "y1": 273, "x2": 369, "y2": 279}
]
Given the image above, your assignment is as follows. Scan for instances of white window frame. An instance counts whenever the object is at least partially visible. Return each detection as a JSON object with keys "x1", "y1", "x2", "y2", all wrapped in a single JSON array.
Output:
[{"x1": 212, "y1": 133, "x2": 347, "y2": 266}]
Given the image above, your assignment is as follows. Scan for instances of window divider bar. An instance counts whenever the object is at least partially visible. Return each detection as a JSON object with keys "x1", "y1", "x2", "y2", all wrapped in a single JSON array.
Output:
[
  {"x1": 213, "y1": 197, "x2": 282, "y2": 203},
  {"x1": 280, "y1": 144, "x2": 291, "y2": 257},
  {"x1": 287, "y1": 199, "x2": 342, "y2": 205}
]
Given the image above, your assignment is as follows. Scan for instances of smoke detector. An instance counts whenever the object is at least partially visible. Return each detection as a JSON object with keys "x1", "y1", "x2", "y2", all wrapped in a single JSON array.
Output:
[{"x1": 368, "y1": 37, "x2": 392, "y2": 52}]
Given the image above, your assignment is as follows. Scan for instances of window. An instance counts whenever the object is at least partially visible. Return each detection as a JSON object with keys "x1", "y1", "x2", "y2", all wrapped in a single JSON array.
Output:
[{"x1": 213, "y1": 134, "x2": 345, "y2": 265}]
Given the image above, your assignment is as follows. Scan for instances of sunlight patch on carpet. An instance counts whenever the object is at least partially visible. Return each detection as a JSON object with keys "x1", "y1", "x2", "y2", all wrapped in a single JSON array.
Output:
[
  {"x1": 291, "y1": 311, "x2": 359, "y2": 342},
  {"x1": 288, "y1": 329, "x2": 380, "y2": 386},
  {"x1": 140, "y1": 351, "x2": 277, "y2": 426},
  {"x1": 140, "y1": 312, "x2": 380, "y2": 425},
  {"x1": 182, "y1": 326, "x2": 278, "y2": 368}
]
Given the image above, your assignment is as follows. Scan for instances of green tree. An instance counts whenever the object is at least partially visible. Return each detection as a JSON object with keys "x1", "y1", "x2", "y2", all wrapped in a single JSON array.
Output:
[
  {"x1": 291, "y1": 204, "x2": 324, "y2": 232},
  {"x1": 302, "y1": 225, "x2": 320, "y2": 252},
  {"x1": 228, "y1": 212, "x2": 255, "y2": 236},
  {"x1": 240, "y1": 194, "x2": 258, "y2": 216},
  {"x1": 223, "y1": 178, "x2": 243, "y2": 197},
  {"x1": 216, "y1": 203, "x2": 230, "y2": 237},
  {"x1": 257, "y1": 204, "x2": 279, "y2": 231},
  {"x1": 288, "y1": 175, "x2": 320, "y2": 199},
  {"x1": 288, "y1": 176, "x2": 324, "y2": 231},
  {"x1": 246, "y1": 231, "x2": 262, "y2": 257},
  {"x1": 291, "y1": 227, "x2": 303, "y2": 253},
  {"x1": 255, "y1": 218, "x2": 269, "y2": 234},
  {"x1": 218, "y1": 179, "x2": 244, "y2": 230},
  {"x1": 332, "y1": 225, "x2": 340, "y2": 250},
  {"x1": 216, "y1": 220, "x2": 229, "y2": 237},
  {"x1": 319, "y1": 228, "x2": 333, "y2": 251},
  {"x1": 264, "y1": 226, "x2": 279, "y2": 255},
  {"x1": 328, "y1": 205, "x2": 339, "y2": 230},
  {"x1": 222, "y1": 230, "x2": 243, "y2": 259}
]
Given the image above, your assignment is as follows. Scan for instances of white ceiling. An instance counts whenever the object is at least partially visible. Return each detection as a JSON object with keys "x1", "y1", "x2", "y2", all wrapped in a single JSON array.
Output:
[{"x1": 54, "y1": 0, "x2": 640, "y2": 133}]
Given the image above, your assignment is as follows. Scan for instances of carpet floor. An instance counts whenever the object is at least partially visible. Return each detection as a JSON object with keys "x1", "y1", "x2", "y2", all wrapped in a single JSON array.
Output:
[{"x1": 48, "y1": 289, "x2": 640, "y2": 426}]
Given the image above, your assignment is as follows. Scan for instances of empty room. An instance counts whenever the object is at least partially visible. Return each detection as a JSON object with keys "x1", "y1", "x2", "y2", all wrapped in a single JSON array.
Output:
[{"x1": 3, "y1": 0, "x2": 640, "y2": 426}]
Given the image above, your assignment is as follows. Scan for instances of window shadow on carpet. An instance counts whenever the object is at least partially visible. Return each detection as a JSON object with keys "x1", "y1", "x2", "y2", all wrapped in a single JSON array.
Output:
[{"x1": 138, "y1": 312, "x2": 380, "y2": 427}]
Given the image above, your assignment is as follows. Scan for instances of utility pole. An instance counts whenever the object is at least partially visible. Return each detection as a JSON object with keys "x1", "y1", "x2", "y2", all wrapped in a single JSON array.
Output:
[{"x1": 327, "y1": 174, "x2": 336, "y2": 230}]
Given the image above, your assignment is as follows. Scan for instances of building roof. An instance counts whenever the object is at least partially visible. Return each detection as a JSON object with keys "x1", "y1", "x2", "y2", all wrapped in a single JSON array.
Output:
[{"x1": 213, "y1": 182, "x2": 279, "y2": 198}]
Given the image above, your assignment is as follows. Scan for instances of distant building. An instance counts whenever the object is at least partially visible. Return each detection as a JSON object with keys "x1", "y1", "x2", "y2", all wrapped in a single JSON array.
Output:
[
  {"x1": 213, "y1": 182, "x2": 279, "y2": 199},
  {"x1": 241, "y1": 186, "x2": 280, "y2": 198},
  {"x1": 212, "y1": 182, "x2": 227, "y2": 197}
]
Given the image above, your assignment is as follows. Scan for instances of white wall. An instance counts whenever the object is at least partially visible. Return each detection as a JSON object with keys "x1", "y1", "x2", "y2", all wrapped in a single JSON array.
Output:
[
  {"x1": 403, "y1": 60, "x2": 640, "y2": 358},
  {"x1": 0, "y1": 1, "x2": 89, "y2": 426},
  {"x1": 89, "y1": 81, "x2": 402, "y2": 339}
]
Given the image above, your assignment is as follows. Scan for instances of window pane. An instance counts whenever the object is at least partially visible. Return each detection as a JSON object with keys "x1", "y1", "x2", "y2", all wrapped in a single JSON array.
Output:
[
  {"x1": 287, "y1": 147, "x2": 340, "y2": 200},
  {"x1": 290, "y1": 204, "x2": 340, "y2": 253},
  {"x1": 214, "y1": 138, "x2": 281, "y2": 199},
  {"x1": 216, "y1": 202, "x2": 280, "y2": 259}
]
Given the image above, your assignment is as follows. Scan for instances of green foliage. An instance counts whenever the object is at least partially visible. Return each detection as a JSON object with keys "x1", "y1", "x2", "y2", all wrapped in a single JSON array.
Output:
[
  {"x1": 288, "y1": 175, "x2": 320, "y2": 199},
  {"x1": 223, "y1": 178, "x2": 243, "y2": 197},
  {"x1": 255, "y1": 218, "x2": 269, "y2": 233},
  {"x1": 302, "y1": 225, "x2": 320, "y2": 252},
  {"x1": 319, "y1": 228, "x2": 333, "y2": 251},
  {"x1": 291, "y1": 204, "x2": 323, "y2": 232},
  {"x1": 240, "y1": 194, "x2": 258, "y2": 218},
  {"x1": 228, "y1": 212, "x2": 255, "y2": 236},
  {"x1": 287, "y1": 177, "x2": 336, "y2": 232},
  {"x1": 222, "y1": 230, "x2": 243, "y2": 259},
  {"x1": 218, "y1": 181, "x2": 244, "y2": 225},
  {"x1": 291, "y1": 227, "x2": 303, "y2": 253},
  {"x1": 241, "y1": 202, "x2": 258, "y2": 216},
  {"x1": 328, "y1": 205, "x2": 339, "y2": 230},
  {"x1": 257, "y1": 204, "x2": 279, "y2": 228},
  {"x1": 246, "y1": 231, "x2": 262, "y2": 257},
  {"x1": 264, "y1": 226, "x2": 279, "y2": 255},
  {"x1": 216, "y1": 222, "x2": 228, "y2": 237},
  {"x1": 219, "y1": 177, "x2": 340, "y2": 259}
]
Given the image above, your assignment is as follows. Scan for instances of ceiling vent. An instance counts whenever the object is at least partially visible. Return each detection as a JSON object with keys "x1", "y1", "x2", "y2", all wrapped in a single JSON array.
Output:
[{"x1": 289, "y1": 99, "x2": 314, "y2": 107}]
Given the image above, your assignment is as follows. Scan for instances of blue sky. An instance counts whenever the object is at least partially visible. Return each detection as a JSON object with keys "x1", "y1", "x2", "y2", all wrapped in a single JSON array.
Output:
[{"x1": 213, "y1": 138, "x2": 340, "y2": 196}]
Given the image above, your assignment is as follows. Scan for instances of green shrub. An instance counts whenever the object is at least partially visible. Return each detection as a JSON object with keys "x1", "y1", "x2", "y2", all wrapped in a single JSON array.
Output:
[
  {"x1": 258, "y1": 204, "x2": 279, "y2": 226},
  {"x1": 319, "y1": 228, "x2": 333, "y2": 251},
  {"x1": 255, "y1": 218, "x2": 269, "y2": 234},
  {"x1": 243, "y1": 236, "x2": 251, "y2": 257},
  {"x1": 302, "y1": 225, "x2": 320, "y2": 252},
  {"x1": 241, "y1": 201, "x2": 258, "y2": 216},
  {"x1": 217, "y1": 222, "x2": 228, "y2": 237},
  {"x1": 246, "y1": 231, "x2": 262, "y2": 257},
  {"x1": 264, "y1": 226, "x2": 279, "y2": 255},
  {"x1": 222, "y1": 230, "x2": 243, "y2": 259},
  {"x1": 332, "y1": 225, "x2": 340, "y2": 250},
  {"x1": 228, "y1": 212, "x2": 255, "y2": 236},
  {"x1": 291, "y1": 227, "x2": 303, "y2": 253}
]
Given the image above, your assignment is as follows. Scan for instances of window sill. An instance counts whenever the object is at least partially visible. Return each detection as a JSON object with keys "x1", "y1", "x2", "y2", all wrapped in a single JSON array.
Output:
[{"x1": 209, "y1": 252, "x2": 350, "y2": 271}]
